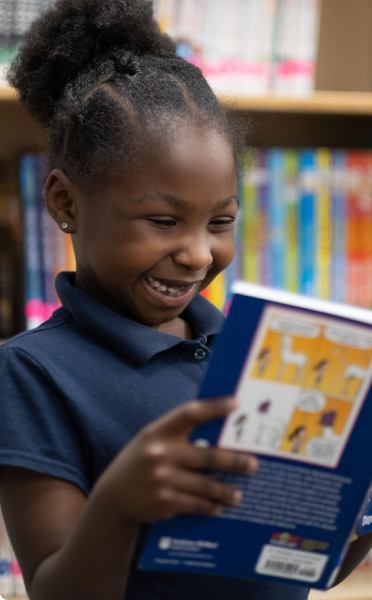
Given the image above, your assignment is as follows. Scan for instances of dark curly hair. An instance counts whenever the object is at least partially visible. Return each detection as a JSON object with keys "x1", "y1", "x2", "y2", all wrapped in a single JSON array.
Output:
[{"x1": 7, "y1": 0, "x2": 247, "y2": 190}]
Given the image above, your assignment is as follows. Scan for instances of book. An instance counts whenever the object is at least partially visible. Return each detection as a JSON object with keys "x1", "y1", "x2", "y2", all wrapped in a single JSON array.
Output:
[
  {"x1": 298, "y1": 149, "x2": 316, "y2": 297},
  {"x1": 315, "y1": 148, "x2": 331, "y2": 301},
  {"x1": 19, "y1": 154, "x2": 45, "y2": 330},
  {"x1": 140, "y1": 281, "x2": 372, "y2": 589},
  {"x1": 268, "y1": 148, "x2": 286, "y2": 289}
]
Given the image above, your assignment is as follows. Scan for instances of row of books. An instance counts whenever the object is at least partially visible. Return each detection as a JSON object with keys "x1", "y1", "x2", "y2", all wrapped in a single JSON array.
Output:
[
  {"x1": 20, "y1": 154, "x2": 75, "y2": 330},
  {"x1": 202, "y1": 148, "x2": 372, "y2": 312},
  {"x1": 0, "y1": 0, "x2": 55, "y2": 82},
  {"x1": 0, "y1": 507, "x2": 26, "y2": 596},
  {"x1": 154, "y1": 0, "x2": 321, "y2": 96},
  {"x1": 0, "y1": 0, "x2": 321, "y2": 97}
]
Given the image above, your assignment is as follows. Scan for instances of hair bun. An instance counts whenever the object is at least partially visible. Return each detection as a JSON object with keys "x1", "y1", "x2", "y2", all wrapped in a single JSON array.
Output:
[{"x1": 7, "y1": 0, "x2": 176, "y2": 126}]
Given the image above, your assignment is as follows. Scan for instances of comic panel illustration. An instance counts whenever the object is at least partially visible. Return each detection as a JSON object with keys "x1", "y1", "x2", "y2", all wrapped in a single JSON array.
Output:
[{"x1": 218, "y1": 305, "x2": 372, "y2": 467}]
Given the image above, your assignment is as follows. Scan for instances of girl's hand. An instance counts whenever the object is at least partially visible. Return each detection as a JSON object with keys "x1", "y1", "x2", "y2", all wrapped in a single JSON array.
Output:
[{"x1": 99, "y1": 397, "x2": 259, "y2": 524}]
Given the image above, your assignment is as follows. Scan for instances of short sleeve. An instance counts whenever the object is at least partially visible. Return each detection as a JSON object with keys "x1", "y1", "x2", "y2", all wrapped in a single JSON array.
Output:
[{"x1": 0, "y1": 345, "x2": 90, "y2": 495}]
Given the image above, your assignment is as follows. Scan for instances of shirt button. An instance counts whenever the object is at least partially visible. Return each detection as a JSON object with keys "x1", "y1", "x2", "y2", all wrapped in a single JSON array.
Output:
[{"x1": 194, "y1": 348, "x2": 206, "y2": 361}]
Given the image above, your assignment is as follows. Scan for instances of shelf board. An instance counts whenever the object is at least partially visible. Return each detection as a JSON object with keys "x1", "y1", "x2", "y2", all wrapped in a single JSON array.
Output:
[
  {"x1": 224, "y1": 91, "x2": 372, "y2": 115},
  {"x1": 0, "y1": 84, "x2": 17, "y2": 100},
  {"x1": 309, "y1": 568, "x2": 372, "y2": 600},
  {"x1": 1, "y1": 83, "x2": 372, "y2": 114}
]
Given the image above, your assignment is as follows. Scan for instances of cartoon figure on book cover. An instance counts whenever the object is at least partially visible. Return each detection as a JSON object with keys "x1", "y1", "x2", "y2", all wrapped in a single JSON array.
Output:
[{"x1": 276, "y1": 335, "x2": 308, "y2": 383}]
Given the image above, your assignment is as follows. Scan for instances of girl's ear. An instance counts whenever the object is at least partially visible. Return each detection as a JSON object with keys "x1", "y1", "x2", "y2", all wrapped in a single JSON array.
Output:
[{"x1": 44, "y1": 169, "x2": 79, "y2": 233}]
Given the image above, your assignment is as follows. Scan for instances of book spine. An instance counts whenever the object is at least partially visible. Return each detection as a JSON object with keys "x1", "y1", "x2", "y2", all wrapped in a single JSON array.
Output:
[
  {"x1": 331, "y1": 149, "x2": 347, "y2": 303},
  {"x1": 285, "y1": 148, "x2": 298, "y2": 292},
  {"x1": 316, "y1": 147, "x2": 332, "y2": 300},
  {"x1": 258, "y1": 149, "x2": 270, "y2": 286},
  {"x1": 19, "y1": 154, "x2": 45, "y2": 329},
  {"x1": 294, "y1": 0, "x2": 321, "y2": 95},
  {"x1": 207, "y1": 271, "x2": 226, "y2": 311},
  {"x1": 298, "y1": 149, "x2": 316, "y2": 296},
  {"x1": 268, "y1": 148, "x2": 286, "y2": 289},
  {"x1": 358, "y1": 151, "x2": 372, "y2": 308},
  {"x1": 242, "y1": 152, "x2": 259, "y2": 283},
  {"x1": 346, "y1": 151, "x2": 364, "y2": 306}
]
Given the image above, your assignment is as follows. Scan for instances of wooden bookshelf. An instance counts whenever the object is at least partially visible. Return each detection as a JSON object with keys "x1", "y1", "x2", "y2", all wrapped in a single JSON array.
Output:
[
  {"x1": 1, "y1": 83, "x2": 372, "y2": 115},
  {"x1": 309, "y1": 569, "x2": 372, "y2": 600}
]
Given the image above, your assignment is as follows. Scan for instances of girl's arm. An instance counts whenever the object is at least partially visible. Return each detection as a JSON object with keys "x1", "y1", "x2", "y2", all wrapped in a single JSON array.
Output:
[
  {"x1": 0, "y1": 397, "x2": 258, "y2": 600},
  {"x1": 332, "y1": 532, "x2": 372, "y2": 587},
  {"x1": 0, "y1": 466, "x2": 139, "y2": 600}
]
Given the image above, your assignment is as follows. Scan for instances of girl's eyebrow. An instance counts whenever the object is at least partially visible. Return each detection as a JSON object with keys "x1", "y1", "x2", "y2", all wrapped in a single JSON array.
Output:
[{"x1": 131, "y1": 193, "x2": 239, "y2": 208}]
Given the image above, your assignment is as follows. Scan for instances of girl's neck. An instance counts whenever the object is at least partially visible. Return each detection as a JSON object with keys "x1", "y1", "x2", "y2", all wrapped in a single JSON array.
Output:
[{"x1": 154, "y1": 317, "x2": 193, "y2": 340}]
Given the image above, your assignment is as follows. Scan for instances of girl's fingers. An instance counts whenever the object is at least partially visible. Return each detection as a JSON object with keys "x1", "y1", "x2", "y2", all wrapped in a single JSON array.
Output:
[
  {"x1": 163, "y1": 490, "x2": 223, "y2": 517},
  {"x1": 176, "y1": 444, "x2": 259, "y2": 475},
  {"x1": 166, "y1": 468, "x2": 243, "y2": 507},
  {"x1": 149, "y1": 396, "x2": 237, "y2": 437}
]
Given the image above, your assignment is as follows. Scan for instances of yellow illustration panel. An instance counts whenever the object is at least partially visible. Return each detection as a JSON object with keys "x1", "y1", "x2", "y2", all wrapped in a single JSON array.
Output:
[
  {"x1": 251, "y1": 328, "x2": 323, "y2": 386},
  {"x1": 280, "y1": 397, "x2": 353, "y2": 458}
]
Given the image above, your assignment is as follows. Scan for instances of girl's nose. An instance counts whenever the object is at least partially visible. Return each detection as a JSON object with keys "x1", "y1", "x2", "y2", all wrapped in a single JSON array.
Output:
[{"x1": 172, "y1": 234, "x2": 213, "y2": 272}]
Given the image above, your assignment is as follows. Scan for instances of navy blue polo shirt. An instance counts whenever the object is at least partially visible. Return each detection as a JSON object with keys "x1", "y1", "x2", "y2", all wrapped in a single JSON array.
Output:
[{"x1": 0, "y1": 272, "x2": 308, "y2": 600}]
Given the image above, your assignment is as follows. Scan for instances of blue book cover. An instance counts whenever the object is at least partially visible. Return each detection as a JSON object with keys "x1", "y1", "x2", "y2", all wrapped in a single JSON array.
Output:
[
  {"x1": 140, "y1": 282, "x2": 372, "y2": 589},
  {"x1": 19, "y1": 154, "x2": 45, "y2": 329},
  {"x1": 299, "y1": 150, "x2": 316, "y2": 297},
  {"x1": 331, "y1": 150, "x2": 347, "y2": 304},
  {"x1": 268, "y1": 149, "x2": 286, "y2": 289}
]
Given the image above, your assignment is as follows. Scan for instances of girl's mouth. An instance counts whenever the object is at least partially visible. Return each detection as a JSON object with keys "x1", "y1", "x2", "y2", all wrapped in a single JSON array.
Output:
[{"x1": 143, "y1": 276, "x2": 197, "y2": 307}]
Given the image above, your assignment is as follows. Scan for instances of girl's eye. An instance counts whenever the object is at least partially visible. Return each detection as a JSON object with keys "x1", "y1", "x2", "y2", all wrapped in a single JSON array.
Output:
[
  {"x1": 209, "y1": 219, "x2": 235, "y2": 229},
  {"x1": 146, "y1": 218, "x2": 177, "y2": 228}
]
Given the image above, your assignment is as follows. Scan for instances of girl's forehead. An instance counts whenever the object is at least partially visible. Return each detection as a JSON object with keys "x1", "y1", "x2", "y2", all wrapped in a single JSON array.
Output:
[{"x1": 99, "y1": 127, "x2": 237, "y2": 203}]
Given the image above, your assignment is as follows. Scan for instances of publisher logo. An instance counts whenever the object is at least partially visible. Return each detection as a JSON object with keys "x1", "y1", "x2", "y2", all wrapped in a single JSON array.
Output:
[{"x1": 159, "y1": 537, "x2": 172, "y2": 550}]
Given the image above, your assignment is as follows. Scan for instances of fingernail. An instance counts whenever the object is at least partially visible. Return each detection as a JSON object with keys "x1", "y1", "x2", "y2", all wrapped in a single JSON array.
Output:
[
  {"x1": 225, "y1": 397, "x2": 237, "y2": 410},
  {"x1": 232, "y1": 490, "x2": 242, "y2": 505},
  {"x1": 246, "y1": 457, "x2": 259, "y2": 474}
]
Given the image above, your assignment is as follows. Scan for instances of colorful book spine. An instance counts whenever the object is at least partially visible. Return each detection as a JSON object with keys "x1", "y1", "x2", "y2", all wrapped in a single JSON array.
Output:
[
  {"x1": 331, "y1": 150, "x2": 347, "y2": 304},
  {"x1": 346, "y1": 151, "x2": 365, "y2": 307},
  {"x1": 298, "y1": 149, "x2": 316, "y2": 296},
  {"x1": 257, "y1": 149, "x2": 270, "y2": 286},
  {"x1": 241, "y1": 152, "x2": 259, "y2": 283},
  {"x1": 267, "y1": 148, "x2": 286, "y2": 289},
  {"x1": 284, "y1": 148, "x2": 298, "y2": 292},
  {"x1": 316, "y1": 147, "x2": 332, "y2": 300},
  {"x1": 19, "y1": 154, "x2": 45, "y2": 329}
]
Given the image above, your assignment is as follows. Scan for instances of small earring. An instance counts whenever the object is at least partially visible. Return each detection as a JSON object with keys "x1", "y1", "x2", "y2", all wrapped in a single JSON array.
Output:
[{"x1": 61, "y1": 223, "x2": 68, "y2": 230}]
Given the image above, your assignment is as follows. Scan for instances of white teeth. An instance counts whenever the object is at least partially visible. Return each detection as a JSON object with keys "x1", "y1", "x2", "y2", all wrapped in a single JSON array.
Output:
[{"x1": 147, "y1": 278, "x2": 187, "y2": 298}]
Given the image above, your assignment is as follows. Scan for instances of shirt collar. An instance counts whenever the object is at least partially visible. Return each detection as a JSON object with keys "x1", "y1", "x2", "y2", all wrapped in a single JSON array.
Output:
[{"x1": 55, "y1": 272, "x2": 224, "y2": 366}]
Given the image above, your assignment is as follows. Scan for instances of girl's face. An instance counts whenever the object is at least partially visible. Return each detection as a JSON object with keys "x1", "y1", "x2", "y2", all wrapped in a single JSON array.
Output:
[{"x1": 53, "y1": 126, "x2": 238, "y2": 328}]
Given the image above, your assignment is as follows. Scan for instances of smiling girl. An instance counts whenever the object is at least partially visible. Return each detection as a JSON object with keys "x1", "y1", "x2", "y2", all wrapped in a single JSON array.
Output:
[{"x1": 0, "y1": 1, "x2": 313, "y2": 599}]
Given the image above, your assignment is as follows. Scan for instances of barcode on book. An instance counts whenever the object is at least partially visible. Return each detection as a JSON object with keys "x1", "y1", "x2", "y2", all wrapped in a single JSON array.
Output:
[
  {"x1": 255, "y1": 545, "x2": 329, "y2": 583},
  {"x1": 265, "y1": 560, "x2": 300, "y2": 574}
]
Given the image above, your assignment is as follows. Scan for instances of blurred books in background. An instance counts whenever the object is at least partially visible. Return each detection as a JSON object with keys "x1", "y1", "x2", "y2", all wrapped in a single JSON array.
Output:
[
  {"x1": 155, "y1": 0, "x2": 322, "y2": 96},
  {"x1": 202, "y1": 148, "x2": 372, "y2": 312},
  {"x1": 20, "y1": 154, "x2": 75, "y2": 330},
  {"x1": 1, "y1": 0, "x2": 322, "y2": 97},
  {"x1": 0, "y1": 506, "x2": 26, "y2": 596},
  {"x1": 0, "y1": 0, "x2": 55, "y2": 83}
]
